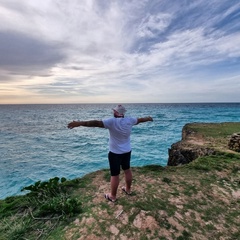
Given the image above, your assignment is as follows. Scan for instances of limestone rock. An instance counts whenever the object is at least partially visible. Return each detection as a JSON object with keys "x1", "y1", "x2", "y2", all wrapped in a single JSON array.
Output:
[
  {"x1": 168, "y1": 141, "x2": 216, "y2": 166},
  {"x1": 228, "y1": 133, "x2": 240, "y2": 152},
  {"x1": 167, "y1": 123, "x2": 216, "y2": 166}
]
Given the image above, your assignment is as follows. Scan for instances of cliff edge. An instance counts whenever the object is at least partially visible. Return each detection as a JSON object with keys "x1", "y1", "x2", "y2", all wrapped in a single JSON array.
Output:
[
  {"x1": 1, "y1": 122, "x2": 240, "y2": 239},
  {"x1": 168, "y1": 122, "x2": 240, "y2": 166}
]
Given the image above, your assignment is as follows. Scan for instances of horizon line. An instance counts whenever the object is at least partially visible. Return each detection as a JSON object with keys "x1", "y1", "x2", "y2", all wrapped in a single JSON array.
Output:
[{"x1": 1, "y1": 102, "x2": 240, "y2": 105}]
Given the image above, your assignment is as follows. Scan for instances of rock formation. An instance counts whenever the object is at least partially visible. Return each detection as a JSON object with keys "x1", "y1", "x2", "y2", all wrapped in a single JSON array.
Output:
[
  {"x1": 167, "y1": 123, "x2": 216, "y2": 166},
  {"x1": 228, "y1": 133, "x2": 240, "y2": 152}
]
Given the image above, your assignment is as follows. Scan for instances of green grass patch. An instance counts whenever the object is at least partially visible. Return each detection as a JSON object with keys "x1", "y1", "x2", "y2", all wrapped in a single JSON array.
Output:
[
  {"x1": 185, "y1": 122, "x2": 240, "y2": 139},
  {"x1": 186, "y1": 152, "x2": 240, "y2": 172},
  {"x1": 103, "y1": 169, "x2": 111, "y2": 182},
  {"x1": 162, "y1": 177, "x2": 172, "y2": 184},
  {"x1": 182, "y1": 184, "x2": 198, "y2": 197},
  {"x1": 176, "y1": 230, "x2": 192, "y2": 240},
  {"x1": 137, "y1": 165, "x2": 165, "y2": 175}
]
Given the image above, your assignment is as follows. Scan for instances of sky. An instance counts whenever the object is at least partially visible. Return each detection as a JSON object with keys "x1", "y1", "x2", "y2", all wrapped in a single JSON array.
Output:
[{"x1": 0, "y1": 0, "x2": 240, "y2": 104}]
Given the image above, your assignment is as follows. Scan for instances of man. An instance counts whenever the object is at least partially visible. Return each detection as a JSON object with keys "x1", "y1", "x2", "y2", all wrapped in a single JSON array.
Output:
[{"x1": 67, "y1": 104, "x2": 153, "y2": 202}]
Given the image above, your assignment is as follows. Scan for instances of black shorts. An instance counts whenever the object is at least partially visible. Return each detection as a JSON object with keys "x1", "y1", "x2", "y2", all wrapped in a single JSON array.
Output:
[{"x1": 108, "y1": 151, "x2": 131, "y2": 176}]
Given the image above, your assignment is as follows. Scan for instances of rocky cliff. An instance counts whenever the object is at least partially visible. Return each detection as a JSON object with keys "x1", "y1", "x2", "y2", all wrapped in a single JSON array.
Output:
[{"x1": 167, "y1": 122, "x2": 240, "y2": 166}]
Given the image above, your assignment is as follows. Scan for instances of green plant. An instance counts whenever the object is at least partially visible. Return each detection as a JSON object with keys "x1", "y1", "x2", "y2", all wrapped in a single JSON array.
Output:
[
  {"x1": 21, "y1": 177, "x2": 67, "y2": 197},
  {"x1": 39, "y1": 195, "x2": 82, "y2": 216},
  {"x1": 21, "y1": 177, "x2": 82, "y2": 217},
  {"x1": 0, "y1": 177, "x2": 83, "y2": 239}
]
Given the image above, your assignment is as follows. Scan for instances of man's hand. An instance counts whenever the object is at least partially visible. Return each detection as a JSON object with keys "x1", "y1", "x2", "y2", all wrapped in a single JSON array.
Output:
[
  {"x1": 67, "y1": 121, "x2": 79, "y2": 129},
  {"x1": 148, "y1": 116, "x2": 153, "y2": 121},
  {"x1": 136, "y1": 116, "x2": 153, "y2": 124}
]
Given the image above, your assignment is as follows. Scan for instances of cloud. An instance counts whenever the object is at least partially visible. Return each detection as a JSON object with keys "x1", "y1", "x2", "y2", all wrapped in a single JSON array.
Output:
[
  {"x1": 137, "y1": 13, "x2": 172, "y2": 38},
  {"x1": 0, "y1": 31, "x2": 65, "y2": 76},
  {"x1": 0, "y1": 0, "x2": 240, "y2": 103}
]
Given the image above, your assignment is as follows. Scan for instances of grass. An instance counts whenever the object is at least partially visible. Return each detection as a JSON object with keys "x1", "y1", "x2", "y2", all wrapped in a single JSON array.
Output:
[{"x1": 184, "y1": 122, "x2": 240, "y2": 139}]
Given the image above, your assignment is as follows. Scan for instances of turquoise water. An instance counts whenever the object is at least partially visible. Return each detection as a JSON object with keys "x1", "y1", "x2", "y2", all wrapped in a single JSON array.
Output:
[{"x1": 1, "y1": 103, "x2": 240, "y2": 199}]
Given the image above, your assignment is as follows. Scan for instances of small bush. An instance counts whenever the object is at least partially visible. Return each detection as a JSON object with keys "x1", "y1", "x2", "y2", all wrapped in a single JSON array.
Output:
[
  {"x1": 0, "y1": 177, "x2": 83, "y2": 239},
  {"x1": 21, "y1": 177, "x2": 82, "y2": 218}
]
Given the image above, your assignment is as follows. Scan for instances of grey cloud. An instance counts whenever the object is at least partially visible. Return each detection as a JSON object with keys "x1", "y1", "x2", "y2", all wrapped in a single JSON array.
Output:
[{"x1": 0, "y1": 31, "x2": 65, "y2": 76}]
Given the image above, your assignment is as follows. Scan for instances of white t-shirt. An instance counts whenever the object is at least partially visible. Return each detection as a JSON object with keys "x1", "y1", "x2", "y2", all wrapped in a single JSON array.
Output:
[{"x1": 103, "y1": 117, "x2": 138, "y2": 154}]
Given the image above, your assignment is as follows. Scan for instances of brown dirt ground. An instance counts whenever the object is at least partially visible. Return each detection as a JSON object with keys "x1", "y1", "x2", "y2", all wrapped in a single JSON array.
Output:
[{"x1": 63, "y1": 162, "x2": 240, "y2": 240}]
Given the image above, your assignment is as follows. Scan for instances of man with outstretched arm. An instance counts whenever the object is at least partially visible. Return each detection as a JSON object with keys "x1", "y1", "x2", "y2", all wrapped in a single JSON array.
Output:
[{"x1": 67, "y1": 104, "x2": 153, "y2": 202}]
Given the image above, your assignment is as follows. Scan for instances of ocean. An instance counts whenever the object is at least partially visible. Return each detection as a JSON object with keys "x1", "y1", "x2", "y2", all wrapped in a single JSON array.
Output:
[{"x1": 1, "y1": 103, "x2": 240, "y2": 199}]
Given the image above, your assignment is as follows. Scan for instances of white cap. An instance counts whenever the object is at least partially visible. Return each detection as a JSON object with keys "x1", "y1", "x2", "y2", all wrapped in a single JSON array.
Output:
[{"x1": 112, "y1": 104, "x2": 126, "y2": 116}]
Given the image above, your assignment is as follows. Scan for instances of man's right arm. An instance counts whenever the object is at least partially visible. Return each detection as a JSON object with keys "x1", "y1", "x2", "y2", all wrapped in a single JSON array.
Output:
[
  {"x1": 136, "y1": 116, "x2": 153, "y2": 124},
  {"x1": 68, "y1": 120, "x2": 104, "y2": 129}
]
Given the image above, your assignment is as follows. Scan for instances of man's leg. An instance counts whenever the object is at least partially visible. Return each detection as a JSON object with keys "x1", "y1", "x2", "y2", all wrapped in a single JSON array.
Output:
[
  {"x1": 110, "y1": 175, "x2": 119, "y2": 200},
  {"x1": 124, "y1": 168, "x2": 132, "y2": 193},
  {"x1": 107, "y1": 152, "x2": 120, "y2": 201}
]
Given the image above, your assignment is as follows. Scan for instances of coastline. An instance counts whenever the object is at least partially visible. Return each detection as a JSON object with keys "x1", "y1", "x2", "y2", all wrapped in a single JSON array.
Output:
[{"x1": 1, "y1": 122, "x2": 240, "y2": 239}]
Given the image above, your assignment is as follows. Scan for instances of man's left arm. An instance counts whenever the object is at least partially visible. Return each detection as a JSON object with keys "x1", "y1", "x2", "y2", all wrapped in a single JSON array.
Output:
[{"x1": 136, "y1": 116, "x2": 153, "y2": 124}]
